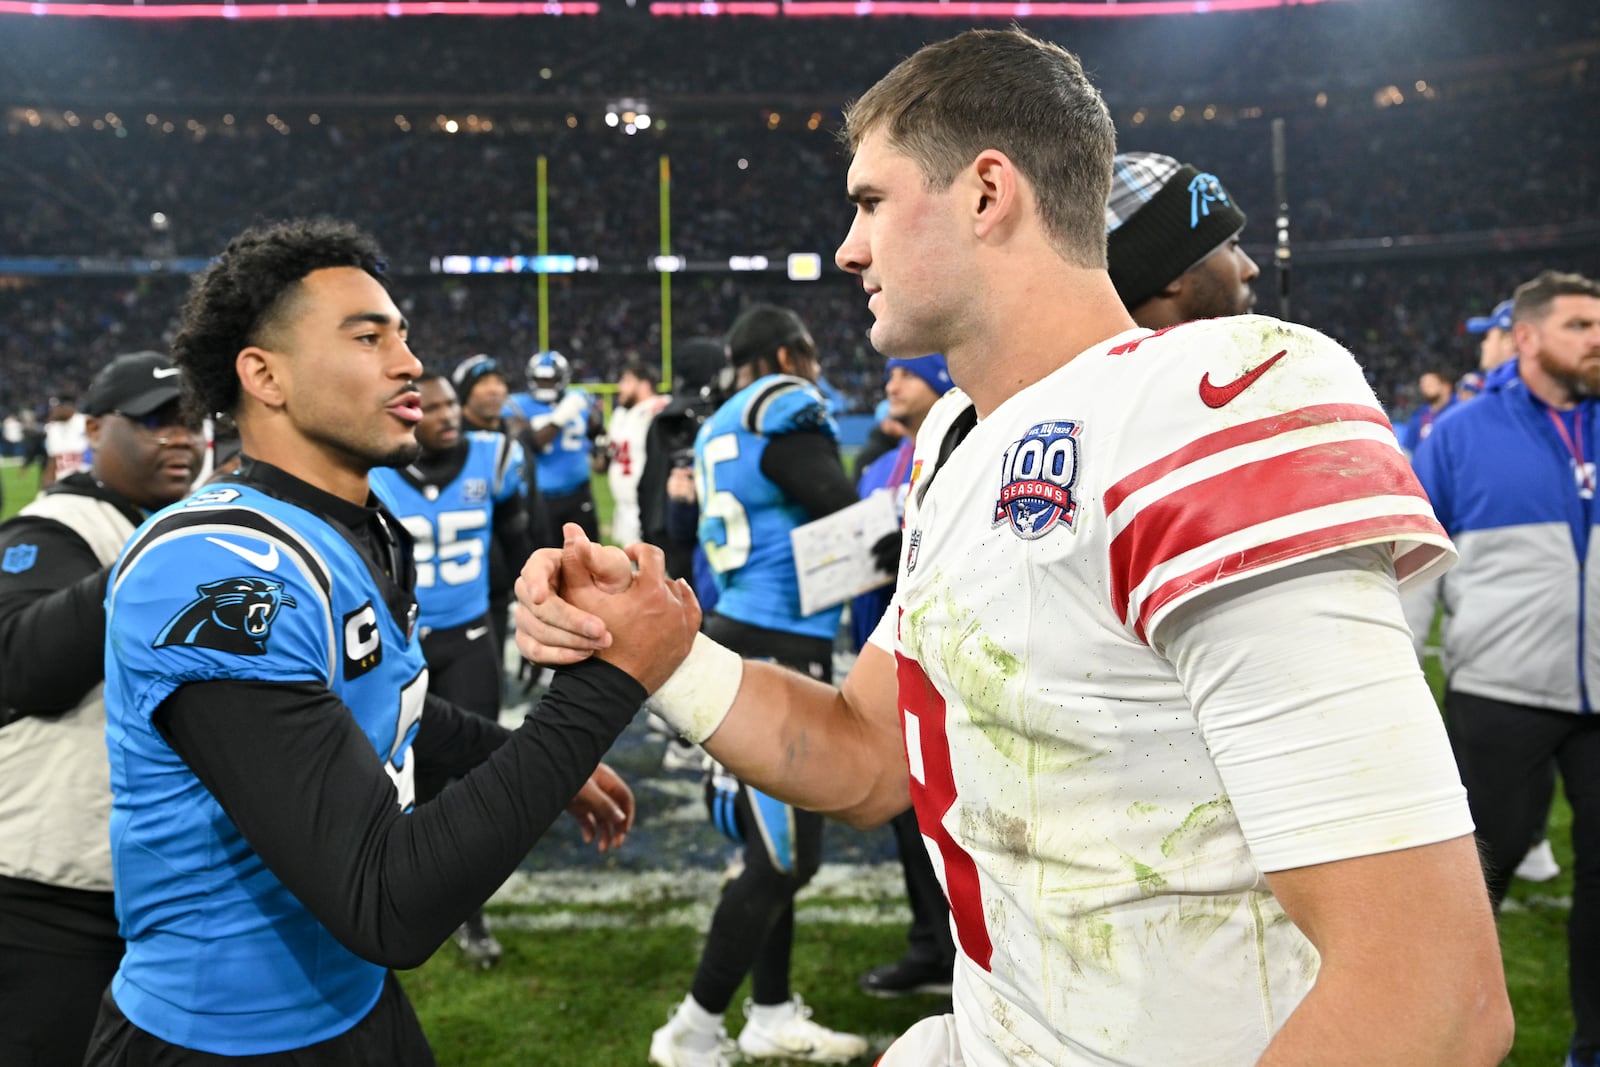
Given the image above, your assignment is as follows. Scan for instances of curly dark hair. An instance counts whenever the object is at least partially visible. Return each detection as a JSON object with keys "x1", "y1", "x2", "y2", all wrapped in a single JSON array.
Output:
[{"x1": 170, "y1": 217, "x2": 388, "y2": 422}]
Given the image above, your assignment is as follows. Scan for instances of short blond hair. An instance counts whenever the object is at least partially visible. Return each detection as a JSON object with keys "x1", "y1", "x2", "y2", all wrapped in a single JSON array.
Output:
[{"x1": 842, "y1": 28, "x2": 1116, "y2": 268}]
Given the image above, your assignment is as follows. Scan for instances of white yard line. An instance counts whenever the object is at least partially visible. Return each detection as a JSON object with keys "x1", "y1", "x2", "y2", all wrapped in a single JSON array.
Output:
[{"x1": 487, "y1": 862, "x2": 911, "y2": 909}]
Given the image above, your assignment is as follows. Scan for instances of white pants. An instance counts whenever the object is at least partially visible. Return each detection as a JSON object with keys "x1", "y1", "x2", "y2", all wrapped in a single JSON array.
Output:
[{"x1": 609, "y1": 500, "x2": 641, "y2": 547}]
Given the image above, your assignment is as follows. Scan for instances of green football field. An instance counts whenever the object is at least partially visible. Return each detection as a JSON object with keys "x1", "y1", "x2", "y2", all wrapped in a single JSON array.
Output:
[{"x1": 1, "y1": 459, "x2": 1572, "y2": 1064}]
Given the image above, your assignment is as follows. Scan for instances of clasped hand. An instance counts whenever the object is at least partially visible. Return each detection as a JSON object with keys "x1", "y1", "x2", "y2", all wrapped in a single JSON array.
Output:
[{"x1": 512, "y1": 524, "x2": 700, "y2": 693}]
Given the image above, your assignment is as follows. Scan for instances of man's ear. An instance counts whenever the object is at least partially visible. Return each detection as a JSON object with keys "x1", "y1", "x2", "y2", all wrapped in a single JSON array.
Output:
[
  {"x1": 237, "y1": 346, "x2": 287, "y2": 409},
  {"x1": 84, "y1": 415, "x2": 105, "y2": 449},
  {"x1": 970, "y1": 149, "x2": 1021, "y2": 239}
]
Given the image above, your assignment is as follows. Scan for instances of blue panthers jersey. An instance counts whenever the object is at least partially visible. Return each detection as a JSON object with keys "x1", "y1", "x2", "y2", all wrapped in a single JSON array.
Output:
[
  {"x1": 504, "y1": 390, "x2": 593, "y2": 495},
  {"x1": 371, "y1": 432, "x2": 524, "y2": 631},
  {"x1": 102, "y1": 482, "x2": 429, "y2": 1055},
  {"x1": 694, "y1": 374, "x2": 843, "y2": 640}
]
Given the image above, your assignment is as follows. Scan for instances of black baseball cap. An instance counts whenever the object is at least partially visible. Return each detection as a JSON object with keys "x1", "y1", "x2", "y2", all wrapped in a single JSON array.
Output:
[{"x1": 82, "y1": 351, "x2": 184, "y2": 417}]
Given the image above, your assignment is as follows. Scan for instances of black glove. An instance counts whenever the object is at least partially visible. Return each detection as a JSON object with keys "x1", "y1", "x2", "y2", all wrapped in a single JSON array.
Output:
[{"x1": 870, "y1": 530, "x2": 903, "y2": 576}]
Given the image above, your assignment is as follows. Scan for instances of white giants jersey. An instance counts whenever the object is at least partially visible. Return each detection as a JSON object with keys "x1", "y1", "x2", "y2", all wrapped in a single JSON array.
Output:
[
  {"x1": 44, "y1": 413, "x2": 90, "y2": 480},
  {"x1": 606, "y1": 393, "x2": 667, "y2": 545},
  {"x1": 883, "y1": 317, "x2": 1454, "y2": 1066}
]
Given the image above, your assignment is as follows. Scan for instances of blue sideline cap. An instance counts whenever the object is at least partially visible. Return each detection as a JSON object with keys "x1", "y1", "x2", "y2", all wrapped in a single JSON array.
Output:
[
  {"x1": 885, "y1": 354, "x2": 953, "y2": 397},
  {"x1": 1466, "y1": 299, "x2": 1513, "y2": 334}
]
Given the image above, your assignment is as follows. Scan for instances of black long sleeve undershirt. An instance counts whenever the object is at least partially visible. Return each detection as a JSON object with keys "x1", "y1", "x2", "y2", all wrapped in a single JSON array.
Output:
[
  {"x1": 758, "y1": 432, "x2": 860, "y2": 521},
  {"x1": 0, "y1": 519, "x2": 111, "y2": 720},
  {"x1": 154, "y1": 658, "x2": 644, "y2": 970}
]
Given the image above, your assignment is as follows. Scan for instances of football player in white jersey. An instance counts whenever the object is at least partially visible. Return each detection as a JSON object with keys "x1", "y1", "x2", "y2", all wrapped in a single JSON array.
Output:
[
  {"x1": 516, "y1": 28, "x2": 1511, "y2": 1067},
  {"x1": 40, "y1": 395, "x2": 91, "y2": 489},
  {"x1": 603, "y1": 359, "x2": 669, "y2": 547}
]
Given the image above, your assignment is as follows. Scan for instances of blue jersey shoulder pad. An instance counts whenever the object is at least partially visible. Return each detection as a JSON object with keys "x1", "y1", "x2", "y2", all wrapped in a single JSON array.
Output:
[
  {"x1": 739, "y1": 375, "x2": 836, "y2": 439},
  {"x1": 110, "y1": 501, "x2": 340, "y2": 691}
]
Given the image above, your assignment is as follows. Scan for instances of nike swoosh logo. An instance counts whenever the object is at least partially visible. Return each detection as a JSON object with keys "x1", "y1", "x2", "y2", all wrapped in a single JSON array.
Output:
[
  {"x1": 1198, "y1": 349, "x2": 1287, "y2": 409},
  {"x1": 206, "y1": 536, "x2": 279, "y2": 571},
  {"x1": 465, "y1": 625, "x2": 490, "y2": 641},
  {"x1": 152, "y1": 367, "x2": 181, "y2": 379}
]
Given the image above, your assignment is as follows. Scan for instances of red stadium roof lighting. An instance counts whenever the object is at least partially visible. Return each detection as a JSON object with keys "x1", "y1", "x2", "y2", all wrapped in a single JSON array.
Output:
[
  {"x1": 0, "y1": 1, "x2": 598, "y2": 17},
  {"x1": 0, "y1": 0, "x2": 1348, "y2": 15},
  {"x1": 653, "y1": 0, "x2": 1348, "y2": 14}
]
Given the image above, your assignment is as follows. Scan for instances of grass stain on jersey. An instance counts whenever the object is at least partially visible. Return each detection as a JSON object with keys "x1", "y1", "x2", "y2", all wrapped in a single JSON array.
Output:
[
  {"x1": 960, "y1": 804, "x2": 1030, "y2": 862},
  {"x1": 1057, "y1": 910, "x2": 1119, "y2": 975},
  {"x1": 1174, "y1": 890, "x2": 1247, "y2": 946},
  {"x1": 1131, "y1": 861, "x2": 1168, "y2": 897},
  {"x1": 1159, "y1": 797, "x2": 1235, "y2": 860}
]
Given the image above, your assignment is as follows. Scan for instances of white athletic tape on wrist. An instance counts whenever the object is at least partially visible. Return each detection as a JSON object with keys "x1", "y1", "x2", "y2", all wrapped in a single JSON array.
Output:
[{"x1": 645, "y1": 633, "x2": 742, "y2": 743}]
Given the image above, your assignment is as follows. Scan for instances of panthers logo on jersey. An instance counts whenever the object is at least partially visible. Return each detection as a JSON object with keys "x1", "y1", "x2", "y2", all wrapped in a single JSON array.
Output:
[
  {"x1": 154, "y1": 576, "x2": 297, "y2": 656},
  {"x1": 993, "y1": 419, "x2": 1083, "y2": 540}
]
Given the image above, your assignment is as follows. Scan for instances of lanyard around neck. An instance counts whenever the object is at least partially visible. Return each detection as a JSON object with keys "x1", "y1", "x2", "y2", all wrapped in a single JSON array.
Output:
[{"x1": 1546, "y1": 406, "x2": 1595, "y2": 499}]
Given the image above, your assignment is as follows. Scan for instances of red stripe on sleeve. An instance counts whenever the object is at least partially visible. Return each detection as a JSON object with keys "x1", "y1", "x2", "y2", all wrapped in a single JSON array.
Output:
[
  {"x1": 1109, "y1": 436, "x2": 1433, "y2": 625},
  {"x1": 1132, "y1": 512, "x2": 1448, "y2": 641},
  {"x1": 1103, "y1": 404, "x2": 1395, "y2": 516}
]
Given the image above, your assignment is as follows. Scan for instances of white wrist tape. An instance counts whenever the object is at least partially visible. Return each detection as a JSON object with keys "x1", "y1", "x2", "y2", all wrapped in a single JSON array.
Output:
[{"x1": 645, "y1": 633, "x2": 743, "y2": 743}]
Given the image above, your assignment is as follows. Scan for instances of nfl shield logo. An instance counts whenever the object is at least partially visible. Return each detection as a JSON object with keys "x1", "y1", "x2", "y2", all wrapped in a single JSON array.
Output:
[
  {"x1": 2, "y1": 544, "x2": 38, "y2": 574},
  {"x1": 993, "y1": 420, "x2": 1083, "y2": 540}
]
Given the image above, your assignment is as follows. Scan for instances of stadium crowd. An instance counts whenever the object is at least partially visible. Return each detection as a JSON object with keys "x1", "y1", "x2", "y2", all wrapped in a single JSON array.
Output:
[
  {"x1": 1, "y1": 0, "x2": 1595, "y2": 101},
  {"x1": 6, "y1": 251, "x2": 1599, "y2": 429}
]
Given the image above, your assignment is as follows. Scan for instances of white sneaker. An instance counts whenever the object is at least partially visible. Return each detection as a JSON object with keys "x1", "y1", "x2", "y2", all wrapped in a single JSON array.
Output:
[
  {"x1": 1516, "y1": 839, "x2": 1561, "y2": 882},
  {"x1": 453, "y1": 915, "x2": 502, "y2": 970},
  {"x1": 736, "y1": 996, "x2": 870, "y2": 1063},
  {"x1": 648, "y1": 1002, "x2": 734, "y2": 1067}
]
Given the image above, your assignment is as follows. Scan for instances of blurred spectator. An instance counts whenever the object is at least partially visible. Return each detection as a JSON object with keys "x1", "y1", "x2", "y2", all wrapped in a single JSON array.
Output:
[
  {"x1": 1467, "y1": 298, "x2": 1518, "y2": 372},
  {"x1": 1410, "y1": 270, "x2": 1600, "y2": 1067}
]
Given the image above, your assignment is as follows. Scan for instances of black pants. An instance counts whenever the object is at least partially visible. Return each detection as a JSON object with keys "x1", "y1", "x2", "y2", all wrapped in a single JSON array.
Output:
[
  {"x1": 544, "y1": 485, "x2": 598, "y2": 543},
  {"x1": 1446, "y1": 689, "x2": 1600, "y2": 1045},
  {"x1": 0, "y1": 938, "x2": 122, "y2": 1066},
  {"x1": 83, "y1": 971, "x2": 435, "y2": 1066},
  {"x1": 691, "y1": 614, "x2": 832, "y2": 1014},
  {"x1": 418, "y1": 614, "x2": 501, "y2": 943},
  {"x1": 888, "y1": 807, "x2": 955, "y2": 968},
  {"x1": 421, "y1": 613, "x2": 501, "y2": 720}
]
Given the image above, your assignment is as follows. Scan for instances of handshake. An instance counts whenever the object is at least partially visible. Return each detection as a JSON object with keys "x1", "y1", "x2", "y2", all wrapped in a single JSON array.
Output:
[{"x1": 513, "y1": 524, "x2": 702, "y2": 694}]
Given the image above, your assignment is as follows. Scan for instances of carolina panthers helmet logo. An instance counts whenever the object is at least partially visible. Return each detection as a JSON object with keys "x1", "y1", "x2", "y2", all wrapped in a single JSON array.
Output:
[
  {"x1": 994, "y1": 420, "x2": 1083, "y2": 540},
  {"x1": 154, "y1": 576, "x2": 297, "y2": 656}
]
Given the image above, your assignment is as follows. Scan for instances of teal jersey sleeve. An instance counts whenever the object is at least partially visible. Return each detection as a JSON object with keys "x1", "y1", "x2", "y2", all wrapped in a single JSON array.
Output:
[
  {"x1": 740, "y1": 376, "x2": 838, "y2": 440},
  {"x1": 107, "y1": 502, "x2": 336, "y2": 727}
]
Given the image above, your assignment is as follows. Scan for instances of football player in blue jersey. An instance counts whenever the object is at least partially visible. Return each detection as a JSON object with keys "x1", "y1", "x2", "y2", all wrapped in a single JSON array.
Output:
[
  {"x1": 371, "y1": 373, "x2": 534, "y2": 968},
  {"x1": 451, "y1": 353, "x2": 553, "y2": 669},
  {"x1": 372, "y1": 373, "x2": 527, "y2": 720},
  {"x1": 648, "y1": 305, "x2": 868, "y2": 1066},
  {"x1": 504, "y1": 350, "x2": 601, "y2": 542},
  {"x1": 86, "y1": 218, "x2": 698, "y2": 1066}
]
